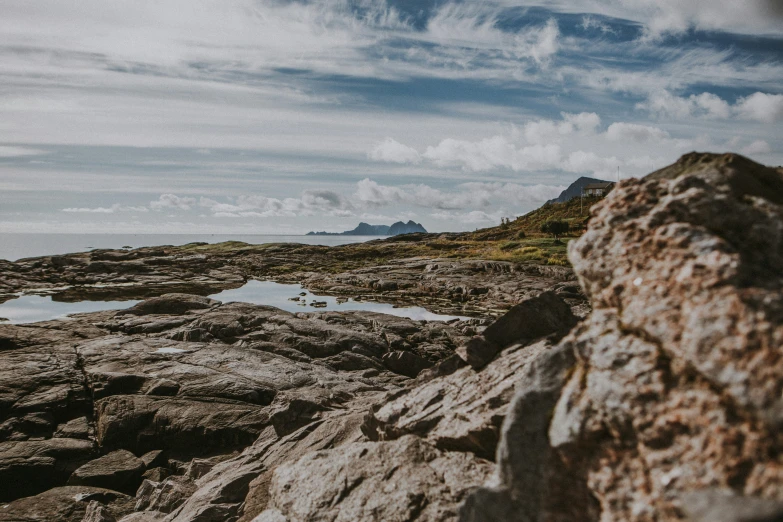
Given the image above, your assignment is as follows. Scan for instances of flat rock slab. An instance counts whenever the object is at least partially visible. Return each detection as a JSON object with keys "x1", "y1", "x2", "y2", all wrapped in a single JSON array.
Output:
[
  {"x1": 0, "y1": 438, "x2": 97, "y2": 501},
  {"x1": 257, "y1": 435, "x2": 493, "y2": 522},
  {"x1": 68, "y1": 449, "x2": 146, "y2": 494},
  {"x1": 0, "y1": 486, "x2": 134, "y2": 522}
]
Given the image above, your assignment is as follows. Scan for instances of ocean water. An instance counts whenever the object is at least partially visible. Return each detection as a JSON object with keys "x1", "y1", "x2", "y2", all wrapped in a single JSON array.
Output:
[
  {"x1": 0, "y1": 280, "x2": 468, "y2": 324},
  {"x1": 0, "y1": 233, "x2": 378, "y2": 261}
]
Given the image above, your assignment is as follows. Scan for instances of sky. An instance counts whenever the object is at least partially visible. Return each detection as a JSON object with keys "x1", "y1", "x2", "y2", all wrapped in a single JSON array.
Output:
[{"x1": 1, "y1": 0, "x2": 781, "y2": 234}]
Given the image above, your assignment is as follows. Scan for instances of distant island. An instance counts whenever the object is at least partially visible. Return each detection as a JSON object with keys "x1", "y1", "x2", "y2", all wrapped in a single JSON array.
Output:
[{"x1": 307, "y1": 220, "x2": 427, "y2": 236}]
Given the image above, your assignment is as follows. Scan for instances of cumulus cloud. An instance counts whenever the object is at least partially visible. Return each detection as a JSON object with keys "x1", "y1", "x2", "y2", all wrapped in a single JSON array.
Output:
[
  {"x1": 199, "y1": 190, "x2": 354, "y2": 218},
  {"x1": 638, "y1": 90, "x2": 783, "y2": 122},
  {"x1": 637, "y1": 91, "x2": 732, "y2": 119},
  {"x1": 741, "y1": 139, "x2": 772, "y2": 155},
  {"x1": 734, "y1": 92, "x2": 783, "y2": 123},
  {"x1": 606, "y1": 122, "x2": 670, "y2": 143},
  {"x1": 368, "y1": 138, "x2": 421, "y2": 164},
  {"x1": 368, "y1": 112, "x2": 685, "y2": 178},
  {"x1": 150, "y1": 194, "x2": 196, "y2": 211}
]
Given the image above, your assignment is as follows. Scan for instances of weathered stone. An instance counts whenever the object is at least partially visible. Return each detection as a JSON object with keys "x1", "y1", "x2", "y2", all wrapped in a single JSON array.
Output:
[
  {"x1": 54, "y1": 416, "x2": 91, "y2": 440},
  {"x1": 140, "y1": 450, "x2": 167, "y2": 470},
  {"x1": 545, "y1": 154, "x2": 783, "y2": 520},
  {"x1": 116, "y1": 294, "x2": 219, "y2": 316},
  {"x1": 456, "y1": 292, "x2": 576, "y2": 370},
  {"x1": 366, "y1": 339, "x2": 557, "y2": 460},
  {"x1": 459, "y1": 342, "x2": 597, "y2": 522},
  {"x1": 0, "y1": 486, "x2": 134, "y2": 522},
  {"x1": 0, "y1": 438, "x2": 96, "y2": 501},
  {"x1": 134, "y1": 476, "x2": 197, "y2": 514},
  {"x1": 381, "y1": 350, "x2": 432, "y2": 378},
  {"x1": 142, "y1": 467, "x2": 171, "y2": 482},
  {"x1": 257, "y1": 435, "x2": 492, "y2": 522},
  {"x1": 68, "y1": 450, "x2": 146, "y2": 494},
  {"x1": 83, "y1": 500, "x2": 118, "y2": 522}
]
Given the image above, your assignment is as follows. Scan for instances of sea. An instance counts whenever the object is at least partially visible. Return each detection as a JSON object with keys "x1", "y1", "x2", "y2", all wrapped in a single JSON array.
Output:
[{"x1": 0, "y1": 233, "x2": 378, "y2": 262}]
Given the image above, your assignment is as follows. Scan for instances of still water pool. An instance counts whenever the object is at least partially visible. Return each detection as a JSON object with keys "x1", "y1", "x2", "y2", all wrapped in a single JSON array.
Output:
[{"x1": 0, "y1": 280, "x2": 467, "y2": 324}]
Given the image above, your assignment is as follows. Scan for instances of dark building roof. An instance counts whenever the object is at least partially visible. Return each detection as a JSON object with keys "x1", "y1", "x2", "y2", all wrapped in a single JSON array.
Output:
[{"x1": 583, "y1": 182, "x2": 615, "y2": 190}]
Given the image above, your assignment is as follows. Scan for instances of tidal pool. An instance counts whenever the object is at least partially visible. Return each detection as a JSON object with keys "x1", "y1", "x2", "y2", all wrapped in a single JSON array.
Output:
[{"x1": 0, "y1": 280, "x2": 467, "y2": 324}]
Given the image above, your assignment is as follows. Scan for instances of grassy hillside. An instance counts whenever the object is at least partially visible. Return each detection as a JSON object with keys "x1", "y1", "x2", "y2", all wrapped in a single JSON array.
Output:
[{"x1": 468, "y1": 195, "x2": 603, "y2": 242}]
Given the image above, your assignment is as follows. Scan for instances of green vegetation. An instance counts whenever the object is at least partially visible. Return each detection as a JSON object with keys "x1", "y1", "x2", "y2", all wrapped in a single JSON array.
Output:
[
  {"x1": 172, "y1": 199, "x2": 594, "y2": 271},
  {"x1": 540, "y1": 219, "x2": 569, "y2": 239}
]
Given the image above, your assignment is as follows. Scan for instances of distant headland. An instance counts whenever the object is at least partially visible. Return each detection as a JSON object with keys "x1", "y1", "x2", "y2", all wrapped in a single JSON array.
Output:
[{"x1": 307, "y1": 220, "x2": 427, "y2": 236}]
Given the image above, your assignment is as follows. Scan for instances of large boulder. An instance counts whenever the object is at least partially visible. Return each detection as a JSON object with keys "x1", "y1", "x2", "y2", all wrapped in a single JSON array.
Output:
[
  {"x1": 466, "y1": 153, "x2": 783, "y2": 521},
  {"x1": 68, "y1": 450, "x2": 147, "y2": 494},
  {"x1": 255, "y1": 435, "x2": 493, "y2": 522}
]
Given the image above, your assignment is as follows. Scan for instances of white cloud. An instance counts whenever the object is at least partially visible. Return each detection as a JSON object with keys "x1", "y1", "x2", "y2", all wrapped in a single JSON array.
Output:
[
  {"x1": 354, "y1": 178, "x2": 563, "y2": 210},
  {"x1": 150, "y1": 194, "x2": 196, "y2": 211},
  {"x1": 62, "y1": 203, "x2": 148, "y2": 213},
  {"x1": 368, "y1": 138, "x2": 421, "y2": 164},
  {"x1": 199, "y1": 190, "x2": 354, "y2": 218},
  {"x1": 431, "y1": 209, "x2": 506, "y2": 225},
  {"x1": 369, "y1": 113, "x2": 690, "y2": 178},
  {"x1": 637, "y1": 91, "x2": 732, "y2": 119},
  {"x1": 734, "y1": 92, "x2": 783, "y2": 123},
  {"x1": 741, "y1": 139, "x2": 772, "y2": 155},
  {"x1": 638, "y1": 90, "x2": 783, "y2": 122},
  {"x1": 606, "y1": 122, "x2": 670, "y2": 143}
]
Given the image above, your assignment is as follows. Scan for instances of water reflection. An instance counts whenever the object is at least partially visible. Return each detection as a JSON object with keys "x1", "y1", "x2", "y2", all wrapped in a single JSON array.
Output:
[{"x1": 0, "y1": 280, "x2": 467, "y2": 324}]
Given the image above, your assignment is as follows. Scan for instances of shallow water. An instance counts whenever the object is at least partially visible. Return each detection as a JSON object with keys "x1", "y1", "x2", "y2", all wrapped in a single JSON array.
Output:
[
  {"x1": 0, "y1": 280, "x2": 466, "y2": 324},
  {"x1": 211, "y1": 280, "x2": 467, "y2": 322}
]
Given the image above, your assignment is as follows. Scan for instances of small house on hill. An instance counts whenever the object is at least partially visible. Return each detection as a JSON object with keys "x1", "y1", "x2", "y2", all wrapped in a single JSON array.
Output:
[{"x1": 582, "y1": 182, "x2": 615, "y2": 197}]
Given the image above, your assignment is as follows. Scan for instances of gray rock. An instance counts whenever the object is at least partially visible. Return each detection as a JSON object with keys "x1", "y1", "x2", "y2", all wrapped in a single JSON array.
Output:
[
  {"x1": 135, "y1": 476, "x2": 197, "y2": 514},
  {"x1": 83, "y1": 500, "x2": 118, "y2": 522},
  {"x1": 54, "y1": 416, "x2": 92, "y2": 440},
  {"x1": 68, "y1": 450, "x2": 146, "y2": 494},
  {"x1": 366, "y1": 339, "x2": 556, "y2": 460},
  {"x1": 258, "y1": 435, "x2": 492, "y2": 522},
  {"x1": 0, "y1": 486, "x2": 134, "y2": 522},
  {"x1": 140, "y1": 450, "x2": 167, "y2": 470},
  {"x1": 459, "y1": 342, "x2": 597, "y2": 522},
  {"x1": 142, "y1": 467, "x2": 171, "y2": 483},
  {"x1": 381, "y1": 350, "x2": 432, "y2": 378},
  {"x1": 455, "y1": 292, "x2": 576, "y2": 370},
  {"x1": 116, "y1": 294, "x2": 219, "y2": 316}
]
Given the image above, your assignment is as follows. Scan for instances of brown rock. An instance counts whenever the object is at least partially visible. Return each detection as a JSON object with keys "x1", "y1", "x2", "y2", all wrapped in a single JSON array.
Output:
[
  {"x1": 68, "y1": 450, "x2": 146, "y2": 494},
  {"x1": 545, "y1": 154, "x2": 783, "y2": 520},
  {"x1": 0, "y1": 438, "x2": 97, "y2": 501},
  {"x1": 455, "y1": 292, "x2": 576, "y2": 370},
  {"x1": 115, "y1": 294, "x2": 219, "y2": 316},
  {"x1": 0, "y1": 486, "x2": 134, "y2": 522}
]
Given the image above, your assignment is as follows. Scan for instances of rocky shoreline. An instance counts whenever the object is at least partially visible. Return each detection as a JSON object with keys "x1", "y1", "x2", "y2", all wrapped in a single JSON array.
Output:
[{"x1": 1, "y1": 153, "x2": 782, "y2": 521}]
